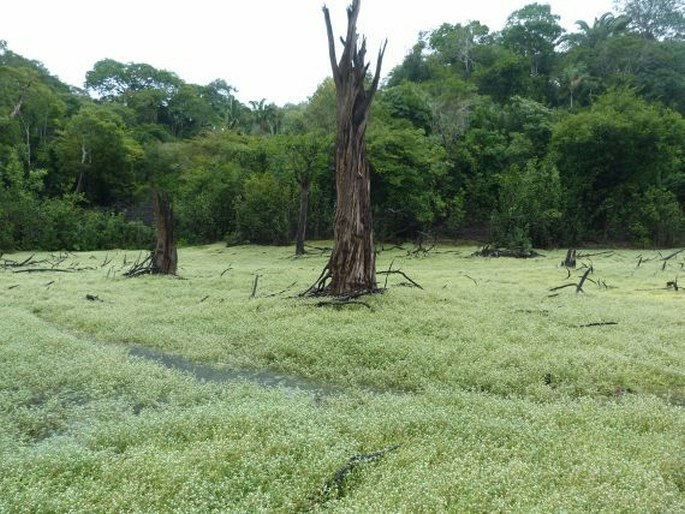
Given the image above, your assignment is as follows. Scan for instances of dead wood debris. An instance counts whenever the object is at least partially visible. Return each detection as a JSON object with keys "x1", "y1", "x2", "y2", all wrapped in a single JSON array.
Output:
[
  {"x1": 576, "y1": 250, "x2": 615, "y2": 259},
  {"x1": 472, "y1": 245, "x2": 543, "y2": 259},
  {"x1": 576, "y1": 266, "x2": 594, "y2": 293},
  {"x1": 578, "y1": 321, "x2": 619, "y2": 328},
  {"x1": 2, "y1": 252, "x2": 93, "y2": 273},
  {"x1": 263, "y1": 281, "x2": 298, "y2": 298},
  {"x1": 123, "y1": 253, "x2": 153, "y2": 277},
  {"x1": 661, "y1": 249, "x2": 685, "y2": 271},
  {"x1": 313, "y1": 444, "x2": 400, "y2": 504},
  {"x1": 549, "y1": 265, "x2": 600, "y2": 296},
  {"x1": 377, "y1": 269, "x2": 423, "y2": 289},
  {"x1": 250, "y1": 274, "x2": 261, "y2": 298},
  {"x1": 562, "y1": 248, "x2": 577, "y2": 268},
  {"x1": 13, "y1": 268, "x2": 76, "y2": 274}
]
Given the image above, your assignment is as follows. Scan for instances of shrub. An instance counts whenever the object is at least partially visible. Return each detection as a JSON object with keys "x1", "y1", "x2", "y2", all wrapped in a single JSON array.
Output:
[
  {"x1": 0, "y1": 193, "x2": 154, "y2": 252},
  {"x1": 234, "y1": 173, "x2": 294, "y2": 244},
  {"x1": 490, "y1": 158, "x2": 562, "y2": 249},
  {"x1": 627, "y1": 187, "x2": 684, "y2": 247}
]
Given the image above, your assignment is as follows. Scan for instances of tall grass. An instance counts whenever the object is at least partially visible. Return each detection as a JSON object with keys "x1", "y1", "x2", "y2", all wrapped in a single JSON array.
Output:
[{"x1": 1, "y1": 244, "x2": 683, "y2": 512}]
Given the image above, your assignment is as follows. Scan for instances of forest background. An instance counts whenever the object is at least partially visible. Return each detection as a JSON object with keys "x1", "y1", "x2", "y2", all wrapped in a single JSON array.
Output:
[{"x1": 1, "y1": 0, "x2": 684, "y2": 253}]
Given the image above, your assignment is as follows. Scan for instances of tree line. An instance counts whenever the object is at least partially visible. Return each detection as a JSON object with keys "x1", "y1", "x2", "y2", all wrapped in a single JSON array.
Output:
[{"x1": 1, "y1": 0, "x2": 684, "y2": 253}]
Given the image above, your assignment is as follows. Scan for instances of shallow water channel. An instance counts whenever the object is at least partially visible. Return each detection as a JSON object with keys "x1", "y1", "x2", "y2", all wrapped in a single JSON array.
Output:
[{"x1": 129, "y1": 345, "x2": 339, "y2": 397}]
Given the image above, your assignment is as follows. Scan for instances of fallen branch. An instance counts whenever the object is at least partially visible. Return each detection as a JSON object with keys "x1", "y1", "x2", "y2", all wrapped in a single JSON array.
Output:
[
  {"x1": 576, "y1": 250, "x2": 614, "y2": 259},
  {"x1": 549, "y1": 283, "x2": 576, "y2": 292},
  {"x1": 472, "y1": 245, "x2": 543, "y2": 259},
  {"x1": 123, "y1": 253, "x2": 153, "y2": 277},
  {"x1": 661, "y1": 249, "x2": 684, "y2": 271},
  {"x1": 317, "y1": 444, "x2": 400, "y2": 502},
  {"x1": 17, "y1": 254, "x2": 37, "y2": 266},
  {"x1": 13, "y1": 268, "x2": 76, "y2": 274},
  {"x1": 377, "y1": 269, "x2": 423, "y2": 289},
  {"x1": 578, "y1": 321, "x2": 619, "y2": 328},
  {"x1": 264, "y1": 281, "x2": 298, "y2": 298},
  {"x1": 576, "y1": 266, "x2": 593, "y2": 293},
  {"x1": 382, "y1": 259, "x2": 395, "y2": 289}
]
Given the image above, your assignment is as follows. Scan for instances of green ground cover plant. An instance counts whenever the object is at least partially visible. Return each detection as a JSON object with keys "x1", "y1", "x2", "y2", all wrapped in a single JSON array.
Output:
[{"x1": 0, "y1": 244, "x2": 683, "y2": 512}]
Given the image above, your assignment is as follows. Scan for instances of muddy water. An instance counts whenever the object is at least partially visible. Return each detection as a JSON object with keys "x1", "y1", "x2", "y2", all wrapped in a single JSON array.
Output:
[{"x1": 129, "y1": 346, "x2": 339, "y2": 396}]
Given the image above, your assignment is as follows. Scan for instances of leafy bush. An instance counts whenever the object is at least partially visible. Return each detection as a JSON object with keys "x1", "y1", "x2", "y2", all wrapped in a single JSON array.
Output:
[
  {"x1": 0, "y1": 194, "x2": 153, "y2": 252},
  {"x1": 234, "y1": 173, "x2": 294, "y2": 244},
  {"x1": 490, "y1": 158, "x2": 562, "y2": 249},
  {"x1": 627, "y1": 187, "x2": 685, "y2": 247}
]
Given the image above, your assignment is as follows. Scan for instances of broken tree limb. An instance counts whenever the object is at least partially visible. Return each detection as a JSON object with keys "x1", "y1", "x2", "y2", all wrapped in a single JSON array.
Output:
[
  {"x1": 250, "y1": 274, "x2": 260, "y2": 298},
  {"x1": 576, "y1": 250, "x2": 614, "y2": 259},
  {"x1": 316, "y1": 444, "x2": 400, "y2": 502},
  {"x1": 377, "y1": 269, "x2": 423, "y2": 289},
  {"x1": 123, "y1": 254, "x2": 153, "y2": 277},
  {"x1": 472, "y1": 245, "x2": 544, "y2": 258},
  {"x1": 464, "y1": 274, "x2": 478, "y2": 286},
  {"x1": 578, "y1": 321, "x2": 619, "y2": 328},
  {"x1": 576, "y1": 266, "x2": 593, "y2": 293},
  {"x1": 661, "y1": 249, "x2": 684, "y2": 271},
  {"x1": 13, "y1": 268, "x2": 76, "y2": 274},
  {"x1": 264, "y1": 281, "x2": 298, "y2": 298},
  {"x1": 382, "y1": 259, "x2": 395, "y2": 289},
  {"x1": 549, "y1": 283, "x2": 577, "y2": 292}
]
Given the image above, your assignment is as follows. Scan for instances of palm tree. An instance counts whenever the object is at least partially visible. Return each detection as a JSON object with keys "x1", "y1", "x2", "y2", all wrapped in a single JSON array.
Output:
[{"x1": 563, "y1": 13, "x2": 632, "y2": 48}]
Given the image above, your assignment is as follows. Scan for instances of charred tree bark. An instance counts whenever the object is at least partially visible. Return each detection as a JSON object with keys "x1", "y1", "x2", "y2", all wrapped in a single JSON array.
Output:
[
  {"x1": 151, "y1": 189, "x2": 178, "y2": 275},
  {"x1": 318, "y1": 0, "x2": 386, "y2": 296}
]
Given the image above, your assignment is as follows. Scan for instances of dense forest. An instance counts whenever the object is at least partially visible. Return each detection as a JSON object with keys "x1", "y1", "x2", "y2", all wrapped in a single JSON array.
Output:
[{"x1": 1, "y1": 0, "x2": 684, "y2": 252}]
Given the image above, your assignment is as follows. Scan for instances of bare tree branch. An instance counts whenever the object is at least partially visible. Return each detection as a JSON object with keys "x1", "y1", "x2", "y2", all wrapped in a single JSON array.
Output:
[{"x1": 322, "y1": 5, "x2": 340, "y2": 84}]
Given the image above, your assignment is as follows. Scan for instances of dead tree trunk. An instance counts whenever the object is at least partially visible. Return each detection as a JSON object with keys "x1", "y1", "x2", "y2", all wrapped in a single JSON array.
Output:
[
  {"x1": 151, "y1": 189, "x2": 177, "y2": 275},
  {"x1": 295, "y1": 185, "x2": 310, "y2": 256},
  {"x1": 316, "y1": 0, "x2": 386, "y2": 296}
]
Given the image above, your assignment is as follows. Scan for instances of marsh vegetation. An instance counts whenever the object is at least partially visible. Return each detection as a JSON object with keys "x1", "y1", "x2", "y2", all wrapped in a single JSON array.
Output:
[{"x1": 1, "y1": 244, "x2": 683, "y2": 512}]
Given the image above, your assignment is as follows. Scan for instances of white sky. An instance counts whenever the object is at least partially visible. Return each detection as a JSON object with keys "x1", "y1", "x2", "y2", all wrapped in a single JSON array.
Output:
[{"x1": 2, "y1": 0, "x2": 616, "y2": 106}]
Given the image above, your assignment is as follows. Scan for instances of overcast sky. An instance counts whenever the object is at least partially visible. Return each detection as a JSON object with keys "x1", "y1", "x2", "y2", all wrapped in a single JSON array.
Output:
[{"x1": 3, "y1": 0, "x2": 616, "y2": 105}]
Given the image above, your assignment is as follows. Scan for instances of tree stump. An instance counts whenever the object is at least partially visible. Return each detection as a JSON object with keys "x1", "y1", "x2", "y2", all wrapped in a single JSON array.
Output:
[{"x1": 151, "y1": 189, "x2": 177, "y2": 275}]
